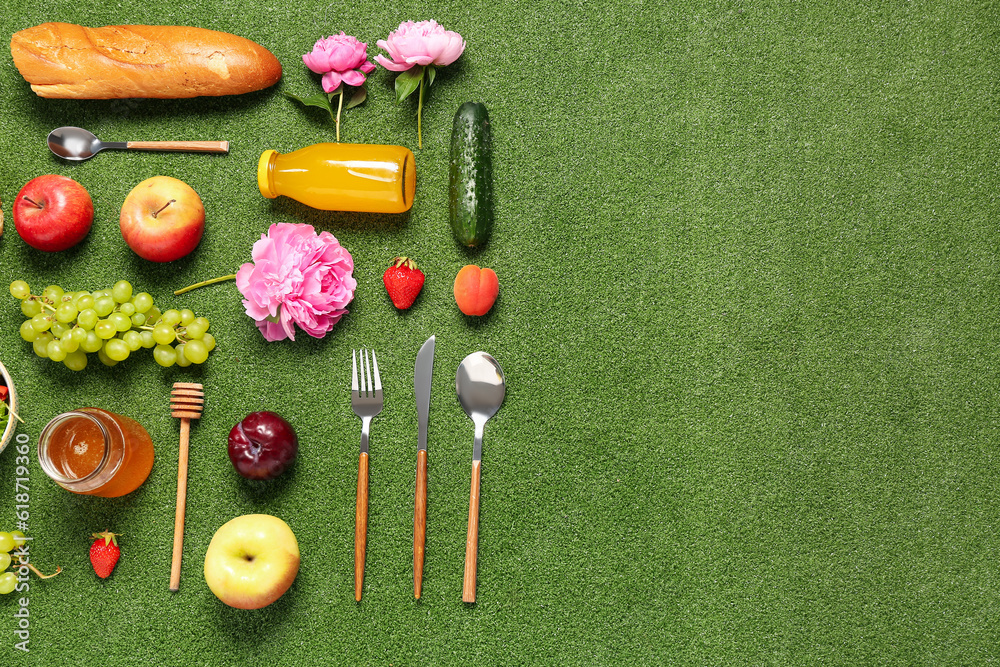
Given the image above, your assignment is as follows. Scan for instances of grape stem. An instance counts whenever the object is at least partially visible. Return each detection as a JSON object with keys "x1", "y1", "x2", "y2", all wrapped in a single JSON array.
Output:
[
  {"x1": 25, "y1": 295, "x2": 57, "y2": 314},
  {"x1": 139, "y1": 323, "x2": 193, "y2": 345},
  {"x1": 14, "y1": 556, "x2": 61, "y2": 579},
  {"x1": 174, "y1": 274, "x2": 237, "y2": 296}
]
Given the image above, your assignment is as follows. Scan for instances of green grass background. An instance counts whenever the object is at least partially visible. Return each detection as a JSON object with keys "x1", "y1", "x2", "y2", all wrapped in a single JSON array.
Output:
[{"x1": 0, "y1": 0, "x2": 998, "y2": 664}]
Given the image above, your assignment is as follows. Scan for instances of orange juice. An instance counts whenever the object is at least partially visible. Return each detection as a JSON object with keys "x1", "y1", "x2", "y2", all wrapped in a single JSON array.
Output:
[
  {"x1": 38, "y1": 408, "x2": 154, "y2": 497},
  {"x1": 257, "y1": 143, "x2": 416, "y2": 213}
]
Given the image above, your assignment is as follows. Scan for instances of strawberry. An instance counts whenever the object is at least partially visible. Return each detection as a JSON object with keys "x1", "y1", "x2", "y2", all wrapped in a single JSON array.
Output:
[
  {"x1": 89, "y1": 531, "x2": 120, "y2": 579},
  {"x1": 383, "y1": 257, "x2": 425, "y2": 310}
]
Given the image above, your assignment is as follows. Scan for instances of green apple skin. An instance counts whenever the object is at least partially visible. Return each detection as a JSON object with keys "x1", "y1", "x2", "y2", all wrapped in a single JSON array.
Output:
[{"x1": 204, "y1": 514, "x2": 300, "y2": 609}]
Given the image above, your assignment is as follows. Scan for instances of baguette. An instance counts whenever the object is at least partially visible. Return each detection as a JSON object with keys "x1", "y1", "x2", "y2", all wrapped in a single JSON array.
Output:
[{"x1": 10, "y1": 23, "x2": 282, "y2": 99}]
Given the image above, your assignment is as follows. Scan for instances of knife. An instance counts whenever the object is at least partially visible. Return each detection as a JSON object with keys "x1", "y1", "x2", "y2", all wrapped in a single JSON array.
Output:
[{"x1": 413, "y1": 335, "x2": 435, "y2": 599}]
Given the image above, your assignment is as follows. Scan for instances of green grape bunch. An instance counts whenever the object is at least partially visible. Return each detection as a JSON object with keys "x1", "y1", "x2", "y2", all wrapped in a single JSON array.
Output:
[{"x1": 10, "y1": 280, "x2": 216, "y2": 372}]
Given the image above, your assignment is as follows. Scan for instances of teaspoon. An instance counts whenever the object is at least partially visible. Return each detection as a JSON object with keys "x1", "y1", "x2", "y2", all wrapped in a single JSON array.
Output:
[
  {"x1": 456, "y1": 351, "x2": 506, "y2": 603},
  {"x1": 47, "y1": 126, "x2": 229, "y2": 161}
]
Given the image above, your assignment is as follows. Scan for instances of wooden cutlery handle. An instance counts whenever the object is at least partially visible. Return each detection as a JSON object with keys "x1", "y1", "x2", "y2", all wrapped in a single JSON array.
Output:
[
  {"x1": 126, "y1": 140, "x2": 229, "y2": 153},
  {"x1": 168, "y1": 418, "x2": 190, "y2": 592},
  {"x1": 354, "y1": 452, "x2": 368, "y2": 602},
  {"x1": 462, "y1": 459, "x2": 481, "y2": 603},
  {"x1": 414, "y1": 449, "x2": 428, "y2": 599}
]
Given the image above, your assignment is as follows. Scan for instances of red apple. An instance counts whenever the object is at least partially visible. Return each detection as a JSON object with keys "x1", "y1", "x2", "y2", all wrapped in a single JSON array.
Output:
[
  {"x1": 13, "y1": 175, "x2": 94, "y2": 251},
  {"x1": 119, "y1": 176, "x2": 205, "y2": 262}
]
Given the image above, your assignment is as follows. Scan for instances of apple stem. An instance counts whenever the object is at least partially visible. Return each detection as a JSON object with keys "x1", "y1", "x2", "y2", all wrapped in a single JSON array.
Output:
[
  {"x1": 174, "y1": 274, "x2": 237, "y2": 296},
  {"x1": 152, "y1": 200, "x2": 176, "y2": 219},
  {"x1": 22, "y1": 197, "x2": 44, "y2": 209}
]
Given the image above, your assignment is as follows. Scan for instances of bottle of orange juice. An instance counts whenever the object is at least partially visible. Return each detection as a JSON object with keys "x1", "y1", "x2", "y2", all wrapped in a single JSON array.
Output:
[
  {"x1": 37, "y1": 408, "x2": 154, "y2": 498},
  {"x1": 257, "y1": 143, "x2": 416, "y2": 213}
]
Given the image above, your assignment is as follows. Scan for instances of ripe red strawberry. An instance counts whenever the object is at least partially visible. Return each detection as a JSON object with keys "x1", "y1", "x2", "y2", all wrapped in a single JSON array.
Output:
[
  {"x1": 383, "y1": 257, "x2": 425, "y2": 310},
  {"x1": 89, "y1": 531, "x2": 120, "y2": 579}
]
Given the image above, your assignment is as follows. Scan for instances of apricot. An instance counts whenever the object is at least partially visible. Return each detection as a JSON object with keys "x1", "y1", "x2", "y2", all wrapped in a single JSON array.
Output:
[{"x1": 453, "y1": 265, "x2": 499, "y2": 316}]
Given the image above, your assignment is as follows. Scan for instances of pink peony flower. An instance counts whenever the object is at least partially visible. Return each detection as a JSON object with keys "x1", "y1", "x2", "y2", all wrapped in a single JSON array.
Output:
[
  {"x1": 236, "y1": 223, "x2": 356, "y2": 342},
  {"x1": 303, "y1": 32, "x2": 377, "y2": 93},
  {"x1": 375, "y1": 20, "x2": 465, "y2": 72}
]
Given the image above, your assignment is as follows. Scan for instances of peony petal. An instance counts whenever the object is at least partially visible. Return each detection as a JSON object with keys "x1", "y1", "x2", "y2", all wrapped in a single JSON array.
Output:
[
  {"x1": 321, "y1": 71, "x2": 343, "y2": 93},
  {"x1": 417, "y1": 34, "x2": 449, "y2": 63},
  {"x1": 393, "y1": 34, "x2": 433, "y2": 60},
  {"x1": 375, "y1": 54, "x2": 412, "y2": 71},
  {"x1": 328, "y1": 44, "x2": 355, "y2": 71},
  {"x1": 433, "y1": 34, "x2": 466, "y2": 66},
  {"x1": 404, "y1": 54, "x2": 435, "y2": 66},
  {"x1": 303, "y1": 51, "x2": 329, "y2": 74},
  {"x1": 360, "y1": 60, "x2": 376, "y2": 74},
  {"x1": 235, "y1": 262, "x2": 255, "y2": 294},
  {"x1": 341, "y1": 69, "x2": 366, "y2": 87},
  {"x1": 258, "y1": 318, "x2": 291, "y2": 342},
  {"x1": 377, "y1": 38, "x2": 404, "y2": 64},
  {"x1": 278, "y1": 308, "x2": 298, "y2": 341}
]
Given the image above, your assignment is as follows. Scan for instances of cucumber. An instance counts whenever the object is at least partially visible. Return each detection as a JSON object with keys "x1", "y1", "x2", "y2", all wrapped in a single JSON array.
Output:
[{"x1": 449, "y1": 102, "x2": 493, "y2": 247}]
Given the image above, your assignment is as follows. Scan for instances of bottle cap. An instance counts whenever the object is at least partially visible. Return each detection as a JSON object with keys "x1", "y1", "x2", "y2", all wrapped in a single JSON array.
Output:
[{"x1": 257, "y1": 150, "x2": 278, "y2": 199}]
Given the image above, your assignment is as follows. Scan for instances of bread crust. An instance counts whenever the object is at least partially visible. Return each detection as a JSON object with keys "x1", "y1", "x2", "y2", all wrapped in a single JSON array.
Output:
[{"x1": 10, "y1": 23, "x2": 282, "y2": 99}]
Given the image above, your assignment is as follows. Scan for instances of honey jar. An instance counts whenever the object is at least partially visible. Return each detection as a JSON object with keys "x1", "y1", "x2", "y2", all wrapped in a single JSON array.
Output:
[{"x1": 38, "y1": 408, "x2": 154, "y2": 497}]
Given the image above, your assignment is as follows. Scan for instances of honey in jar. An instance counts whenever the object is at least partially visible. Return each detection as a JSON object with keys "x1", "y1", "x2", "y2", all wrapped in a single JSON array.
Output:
[
  {"x1": 38, "y1": 408, "x2": 154, "y2": 497},
  {"x1": 257, "y1": 143, "x2": 416, "y2": 213}
]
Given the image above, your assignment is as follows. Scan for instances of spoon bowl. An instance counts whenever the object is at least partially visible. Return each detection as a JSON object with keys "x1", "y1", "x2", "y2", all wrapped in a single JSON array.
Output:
[
  {"x1": 48, "y1": 126, "x2": 111, "y2": 161},
  {"x1": 47, "y1": 126, "x2": 229, "y2": 161},
  {"x1": 49, "y1": 127, "x2": 104, "y2": 160},
  {"x1": 456, "y1": 351, "x2": 505, "y2": 603},
  {"x1": 456, "y1": 352, "x2": 506, "y2": 438}
]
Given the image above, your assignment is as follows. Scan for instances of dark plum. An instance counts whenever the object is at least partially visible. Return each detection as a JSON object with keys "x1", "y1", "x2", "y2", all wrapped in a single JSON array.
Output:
[{"x1": 227, "y1": 411, "x2": 298, "y2": 480}]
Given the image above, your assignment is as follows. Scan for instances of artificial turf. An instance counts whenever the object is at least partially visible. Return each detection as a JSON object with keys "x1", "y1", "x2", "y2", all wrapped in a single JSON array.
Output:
[{"x1": 0, "y1": 1, "x2": 998, "y2": 664}]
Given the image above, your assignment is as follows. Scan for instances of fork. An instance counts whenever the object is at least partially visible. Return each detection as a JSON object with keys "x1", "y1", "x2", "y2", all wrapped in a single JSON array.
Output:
[{"x1": 351, "y1": 348, "x2": 383, "y2": 602}]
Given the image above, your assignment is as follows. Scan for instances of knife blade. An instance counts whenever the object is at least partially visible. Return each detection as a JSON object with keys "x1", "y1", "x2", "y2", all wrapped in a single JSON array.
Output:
[
  {"x1": 413, "y1": 335, "x2": 435, "y2": 598},
  {"x1": 415, "y1": 335, "x2": 435, "y2": 450}
]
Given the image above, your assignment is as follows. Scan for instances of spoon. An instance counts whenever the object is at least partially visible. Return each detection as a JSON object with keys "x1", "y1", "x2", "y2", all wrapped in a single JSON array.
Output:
[
  {"x1": 48, "y1": 126, "x2": 229, "y2": 161},
  {"x1": 456, "y1": 351, "x2": 506, "y2": 603}
]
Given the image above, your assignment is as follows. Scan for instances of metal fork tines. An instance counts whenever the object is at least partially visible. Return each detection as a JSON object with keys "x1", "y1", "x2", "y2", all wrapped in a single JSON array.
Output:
[{"x1": 351, "y1": 348, "x2": 384, "y2": 452}]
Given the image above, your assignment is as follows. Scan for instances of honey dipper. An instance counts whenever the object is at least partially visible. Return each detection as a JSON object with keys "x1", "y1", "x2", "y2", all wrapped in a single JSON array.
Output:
[{"x1": 169, "y1": 382, "x2": 204, "y2": 592}]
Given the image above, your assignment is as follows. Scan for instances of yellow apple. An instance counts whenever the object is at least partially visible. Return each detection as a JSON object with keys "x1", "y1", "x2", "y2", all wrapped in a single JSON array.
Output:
[
  {"x1": 120, "y1": 175, "x2": 204, "y2": 262},
  {"x1": 204, "y1": 514, "x2": 299, "y2": 609}
]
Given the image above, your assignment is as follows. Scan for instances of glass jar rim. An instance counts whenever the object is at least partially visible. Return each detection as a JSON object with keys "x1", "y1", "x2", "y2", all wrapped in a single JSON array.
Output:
[{"x1": 38, "y1": 410, "x2": 113, "y2": 485}]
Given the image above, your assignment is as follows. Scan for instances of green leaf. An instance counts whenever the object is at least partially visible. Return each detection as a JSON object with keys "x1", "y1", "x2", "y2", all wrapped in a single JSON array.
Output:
[
  {"x1": 345, "y1": 85, "x2": 367, "y2": 110},
  {"x1": 394, "y1": 66, "x2": 424, "y2": 103},
  {"x1": 426, "y1": 65, "x2": 436, "y2": 88},
  {"x1": 285, "y1": 91, "x2": 336, "y2": 121}
]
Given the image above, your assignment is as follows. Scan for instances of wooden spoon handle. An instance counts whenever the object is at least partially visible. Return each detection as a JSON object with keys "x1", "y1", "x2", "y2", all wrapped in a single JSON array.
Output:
[
  {"x1": 414, "y1": 449, "x2": 428, "y2": 599},
  {"x1": 126, "y1": 140, "x2": 229, "y2": 153},
  {"x1": 354, "y1": 452, "x2": 369, "y2": 601},
  {"x1": 462, "y1": 459, "x2": 481, "y2": 603},
  {"x1": 168, "y1": 418, "x2": 190, "y2": 592}
]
